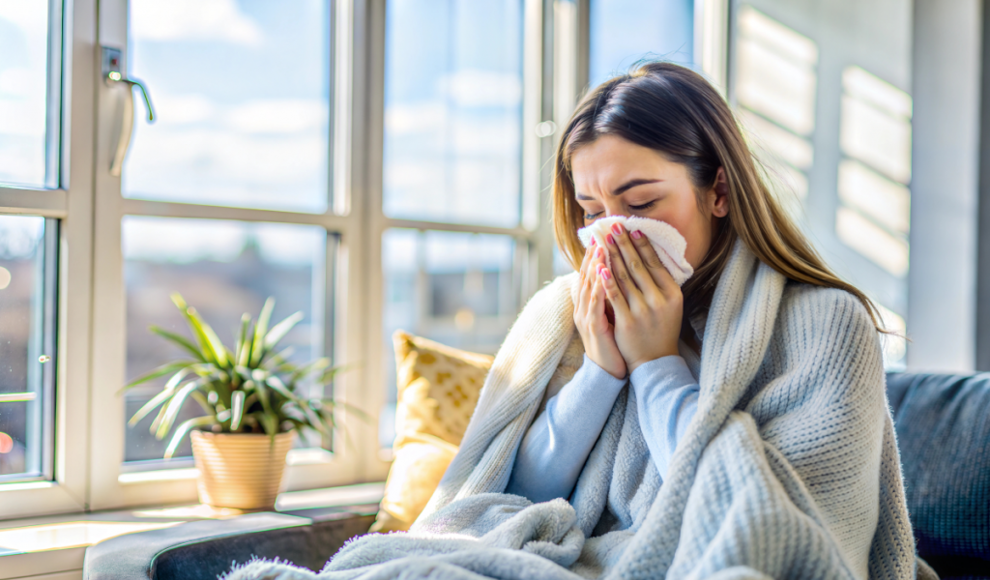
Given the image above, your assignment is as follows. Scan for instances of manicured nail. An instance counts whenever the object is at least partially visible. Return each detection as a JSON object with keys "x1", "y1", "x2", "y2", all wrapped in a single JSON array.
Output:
[
  {"x1": 606, "y1": 234, "x2": 615, "y2": 245},
  {"x1": 601, "y1": 268, "x2": 612, "y2": 280},
  {"x1": 631, "y1": 230, "x2": 643, "y2": 240},
  {"x1": 590, "y1": 237, "x2": 596, "y2": 246},
  {"x1": 611, "y1": 223, "x2": 623, "y2": 235},
  {"x1": 596, "y1": 264, "x2": 604, "y2": 276},
  {"x1": 596, "y1": 247, "x2": 604, "y2": 258}
]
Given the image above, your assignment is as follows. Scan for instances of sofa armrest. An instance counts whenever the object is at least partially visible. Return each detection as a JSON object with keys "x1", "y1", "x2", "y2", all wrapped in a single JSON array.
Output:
[{"x1": 83, "y1": 507, "x2": 375, "y2": 580}]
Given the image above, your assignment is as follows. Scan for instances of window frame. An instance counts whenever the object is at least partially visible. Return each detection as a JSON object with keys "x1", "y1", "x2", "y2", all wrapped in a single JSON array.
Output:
[
  {"x1": 0, "y1": 0, "x2": 95, "y2": 520},
  {"x1": 0, "y1": 0, "x2": 731, "y2": 520}
]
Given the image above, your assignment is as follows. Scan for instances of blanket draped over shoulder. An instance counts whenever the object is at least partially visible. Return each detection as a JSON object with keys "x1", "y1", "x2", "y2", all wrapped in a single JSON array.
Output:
[{"x1": 225, "y1": 241, "x2": 923, "y2": 580}]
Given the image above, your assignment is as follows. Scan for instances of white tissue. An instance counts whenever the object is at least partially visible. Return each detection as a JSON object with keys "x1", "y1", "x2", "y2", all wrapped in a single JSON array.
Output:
[{"x1": 577, "y1": 216, "x2": 694, "y2": 286}]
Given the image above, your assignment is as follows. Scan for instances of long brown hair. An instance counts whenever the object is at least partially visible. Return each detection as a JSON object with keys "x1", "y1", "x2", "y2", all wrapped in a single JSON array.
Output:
[{"x1": 552, "y1": 61, "x2": 885, "y2": 331}]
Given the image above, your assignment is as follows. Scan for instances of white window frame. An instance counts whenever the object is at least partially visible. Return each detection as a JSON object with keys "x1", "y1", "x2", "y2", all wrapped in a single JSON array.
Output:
[
  {"x1": 0, "y1": 0, "x2": 95, "y2": 520},
  {"x1": 0, "y1": 0, "x2": 730, "y2": 520}
]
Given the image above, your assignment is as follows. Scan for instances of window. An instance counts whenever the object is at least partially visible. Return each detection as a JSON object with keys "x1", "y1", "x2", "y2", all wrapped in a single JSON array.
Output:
[
  {"x1": 589, "y1": 0, "x2": 696, "y2": 86},
  {"x1": 379, "y1": 0, "x2": 529, "y2": 449},
  {"x1": 0, "y1": 216, "x2": 56, "y2": 482},
  {"x1": 0, "y1": 0, "x2": 733, "y2": 520},
  {"x1": 0, "y1": 0, "x2": 90, "y2": 521}
]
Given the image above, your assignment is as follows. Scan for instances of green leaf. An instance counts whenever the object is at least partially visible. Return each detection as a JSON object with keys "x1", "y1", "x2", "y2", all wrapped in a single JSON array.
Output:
[
  {"x1": 155, "y1": 380, "x2": 202, "y2": 440},
  {"x1": 121, "y1": 361, "x2": 196, "y2": 392},
  {"x1": 128, "y1": 386, "x2": 179, "y2": 427},
  {"x1": 254, "y1": 378, "x2": 273, "y2": 417},
  {"x1": 189, "y1": 390, "x2": 214, "y2": 417},
  {"x1": 230, "y1": 390, "x2": 245, "y2": 431},
  {"x1": 321, "y1": 398, "x2": 374, "y2": 424},
  {"x1": 290, "y1": 358, "x2": 329, "y2": 384},
  {"x1": 259, "y1": 412, "x2": 278, "y2": 437},
  {"x1": 164, "y1": 416, "x2": 216, "y2": 459},
  {"x1": 250, "y1": 298, "x2": 275, "y2": 367},
  {"x1": 148, "y1": 325, "x2": 206, "y2": 362},
  {"x1": 187, "y1": 307, "x2": 229, "y2": 368},
  {"x1": 235, "y1": 314, "x2": 252, "y2": 367},
  {"x1": 320, "y1": 362, "x2": 357, "y2": 384},
  {"x1": 264, "y1": 312, "x2": 304, "y2": 352},
  {"x1": 172, "y1": 293, "x2": 228, "y2": 368},
  {"x1": 265, "y1": 375, "x2": 301, "y2": 404},
  {"x1": 210, "y1": 378, "x2": 232, "y2": 411}
]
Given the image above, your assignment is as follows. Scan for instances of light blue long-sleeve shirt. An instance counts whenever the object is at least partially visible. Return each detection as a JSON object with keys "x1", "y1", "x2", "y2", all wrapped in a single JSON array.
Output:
[{"x1": 505, "y1": 353, "x2": 699, "y2": 503}]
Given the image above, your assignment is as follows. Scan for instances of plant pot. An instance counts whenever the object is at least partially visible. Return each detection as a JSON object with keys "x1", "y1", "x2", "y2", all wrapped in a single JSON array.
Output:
[{"x1": 190, "y1": 430, "x2": 296, "y2": 510}]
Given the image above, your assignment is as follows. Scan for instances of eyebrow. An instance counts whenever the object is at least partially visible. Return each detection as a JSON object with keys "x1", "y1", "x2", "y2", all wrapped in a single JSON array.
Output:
[{"x1": 575, "y1": 178, "x2": 662, "y2": 201}]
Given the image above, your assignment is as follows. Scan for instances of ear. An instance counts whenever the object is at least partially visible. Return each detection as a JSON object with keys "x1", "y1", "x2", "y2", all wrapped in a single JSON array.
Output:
[{"x1": 710, "y1": 167, "x2": 729, "y2": 218}]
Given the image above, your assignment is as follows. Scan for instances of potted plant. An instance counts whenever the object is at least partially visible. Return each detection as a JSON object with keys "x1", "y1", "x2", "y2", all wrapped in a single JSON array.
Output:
[{"x1": 122, "y1": 293, "x2": 360, "y2": 510}]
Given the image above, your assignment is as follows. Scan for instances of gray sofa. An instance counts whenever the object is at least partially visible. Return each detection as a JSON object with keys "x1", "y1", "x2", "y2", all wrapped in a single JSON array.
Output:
[{"x1": 83, "y1": 372, "x2": 990, "y2": 579}]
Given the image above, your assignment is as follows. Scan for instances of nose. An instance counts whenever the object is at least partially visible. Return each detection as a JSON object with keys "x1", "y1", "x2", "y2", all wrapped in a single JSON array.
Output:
[{"x1": 602, "y1": 199, "x2": 628, "y2": 218}]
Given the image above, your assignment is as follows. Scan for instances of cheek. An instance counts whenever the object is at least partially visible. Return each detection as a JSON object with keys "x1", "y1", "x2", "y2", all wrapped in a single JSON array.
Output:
[{"x1": 643, "y1": 204, "x2": 711, "y2": 269}]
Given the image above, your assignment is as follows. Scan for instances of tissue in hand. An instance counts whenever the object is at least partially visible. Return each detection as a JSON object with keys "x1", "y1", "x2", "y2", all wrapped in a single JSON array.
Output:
[{"x1": 576, "y1": 216, "x2": 694, "y2": 287}]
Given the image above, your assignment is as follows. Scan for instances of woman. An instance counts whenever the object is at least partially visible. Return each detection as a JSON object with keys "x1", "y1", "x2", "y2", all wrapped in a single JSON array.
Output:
[
  {"x1": 235, "y1": 62, "x2": 926, "y2": 580},
  {"x1": 505, "y1": 60, "x2": 887, "y2": 506}
]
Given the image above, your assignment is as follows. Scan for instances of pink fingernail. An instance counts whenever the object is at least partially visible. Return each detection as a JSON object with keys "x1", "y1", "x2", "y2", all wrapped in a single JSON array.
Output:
[
  {"x1": 611, "y1": 223, "x2": 623, "y2": 235},
  {"x1": 606, "y1": 234, "x2": 615, "y2": 245},
  {"x1": 631, "y1": 230, "x2": 643, "y2": 240},
  {"x1": 601, "y1": 268, "x2": 612, "y2": 280},
  {"x1": 590, "y1": 237, "x2": 596, "y2": 246}
]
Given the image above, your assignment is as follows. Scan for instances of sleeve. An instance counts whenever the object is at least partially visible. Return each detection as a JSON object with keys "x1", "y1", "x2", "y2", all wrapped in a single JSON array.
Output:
[
  {"x1": 628, "y1": 355, "x2": 700, "y2": 481},
  {"x1": 505, "y1": 354, "x2": 626, "y2": 503}
]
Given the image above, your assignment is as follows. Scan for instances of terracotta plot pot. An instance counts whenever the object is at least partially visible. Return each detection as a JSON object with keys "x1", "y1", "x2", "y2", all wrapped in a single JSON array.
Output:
[{"x1": 190, "y1": 430, "x2": 295, "y2": 510}]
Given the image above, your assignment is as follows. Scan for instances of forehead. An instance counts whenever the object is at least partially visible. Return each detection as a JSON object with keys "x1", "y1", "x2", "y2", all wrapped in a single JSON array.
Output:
[{"x1": 570, "y1": 135, "x2": 687, "y2": 191}]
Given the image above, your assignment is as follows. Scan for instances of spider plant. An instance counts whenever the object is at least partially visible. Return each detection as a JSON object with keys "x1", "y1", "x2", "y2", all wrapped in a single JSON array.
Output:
[{"x1": 121, "y1": 293, "x2": 364, "y2": 459}]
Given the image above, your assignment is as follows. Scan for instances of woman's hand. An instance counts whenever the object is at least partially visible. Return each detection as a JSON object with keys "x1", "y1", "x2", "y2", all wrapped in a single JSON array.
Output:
[
  {"x1": 574, "y1": 241, "x2": 627, "y2": 379},
  {"x1": 599, "y1": 222, "x2": 684, "y2": 373}
]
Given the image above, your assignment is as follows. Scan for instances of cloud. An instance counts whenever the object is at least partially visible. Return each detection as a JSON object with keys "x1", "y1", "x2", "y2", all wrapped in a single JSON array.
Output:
[
  {"x1": 0, "y1": 3, "x2": 47, "y2": 32},
  {"x1": 123, "y1": 122, "x2": 328, "y2": 212},
  {"x1": 385, "y1": 102, "x2": 445, "y2": 135},
  {"x1": 226, "y1": 99, "x2": 328, "y2": 134},
  {"x1": 131, "y1": 0, "x2": 263, "y2": 46},
  {"x1": 438, "y1": 70, "x2": 522, "y2": 108},
  {"x1": 122, "y1": 217, "x2": 324, "y2": 266},
  {"x1": 123, "y1": 217, "x2": 246, "y2": 263},
  {"x1": 153, "y1": 93, "x2": 216, "y2": 125}
]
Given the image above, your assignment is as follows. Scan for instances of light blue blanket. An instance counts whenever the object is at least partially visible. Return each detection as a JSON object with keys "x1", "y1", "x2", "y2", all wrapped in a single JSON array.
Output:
[{"x1": 225, "y1": 241, "x2": 923, "y2": 580}]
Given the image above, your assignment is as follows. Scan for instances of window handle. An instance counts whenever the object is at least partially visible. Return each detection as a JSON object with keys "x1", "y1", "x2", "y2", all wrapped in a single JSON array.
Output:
[
  {"x1": 102, "y1": 46, "x2": 155, "y2": 177},
  {"x1": 108, "y1": 72, "x2": 155, "y2": 122}
]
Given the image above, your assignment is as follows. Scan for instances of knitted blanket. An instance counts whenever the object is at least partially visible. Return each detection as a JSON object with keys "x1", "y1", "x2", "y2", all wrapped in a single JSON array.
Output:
[{"x1": 224, "y1": 241, "x2": 923, "y2": 580}]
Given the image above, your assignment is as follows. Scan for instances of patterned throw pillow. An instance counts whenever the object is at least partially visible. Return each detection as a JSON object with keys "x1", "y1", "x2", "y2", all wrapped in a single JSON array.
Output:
[{"x1": 370, "y1": 331, "x2": 494, "y2": 533}]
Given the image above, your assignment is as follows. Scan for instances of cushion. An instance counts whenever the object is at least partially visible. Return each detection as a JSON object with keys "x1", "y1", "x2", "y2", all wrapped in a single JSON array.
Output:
[
  {"x1": 370, "y1": 331, "x2": 493, "y2": 532},
  {"x1": 885, "y1": 372, "x2": 990, "y2": 577}
]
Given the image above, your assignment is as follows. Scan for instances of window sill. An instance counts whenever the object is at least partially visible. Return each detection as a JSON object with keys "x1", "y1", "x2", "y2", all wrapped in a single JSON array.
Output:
[
  {"x1": 117, "y1": 448, "x2": 336, "y2": 485},
  {"x1": 0, "y1": 481, "x2": 384, "y2": 580}
]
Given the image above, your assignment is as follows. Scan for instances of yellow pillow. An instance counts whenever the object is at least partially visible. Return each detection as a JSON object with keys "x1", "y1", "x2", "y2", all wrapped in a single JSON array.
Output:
[{"x1": 370, "y1": 331, "x2": 493, "y2": 533}]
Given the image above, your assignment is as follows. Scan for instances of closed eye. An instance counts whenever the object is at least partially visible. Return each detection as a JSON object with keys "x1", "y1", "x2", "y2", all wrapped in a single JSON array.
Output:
[{"x1": 584, "y1": 200, "x2": 657, "y2": 220}]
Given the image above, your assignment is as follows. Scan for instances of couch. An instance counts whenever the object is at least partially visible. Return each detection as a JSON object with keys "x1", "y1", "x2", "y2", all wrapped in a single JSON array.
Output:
[{"x1": 82, "y1": 371, "x2": 990, "y2": 579}]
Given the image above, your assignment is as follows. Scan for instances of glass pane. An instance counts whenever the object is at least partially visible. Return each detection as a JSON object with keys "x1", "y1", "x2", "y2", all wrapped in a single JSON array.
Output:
[
  {"x1": 123, "y1": 217, "x2": 328, "y2": 463},
  {"x1": 123, "y1": 0, "x2": 330, "y2": 213},
  {"x1": 380, "y1": 229, "x2": 521, "y2": 447},
  {"x1": 0, "y1": 216, "x2": 55, "y2": 480},
  {"x1": 589, "y1": 0, "x2": 695, "y2": 87},
  {"x1": 383, "y1": 0, "x2": 523, "y2": 227},
  {"x1": 0, "y1": 1, "x2": 58, "y2": 188}
]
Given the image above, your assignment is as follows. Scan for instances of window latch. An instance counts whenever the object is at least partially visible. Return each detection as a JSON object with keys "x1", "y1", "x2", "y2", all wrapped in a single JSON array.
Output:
[{"x1": 101, "y1": 46, "x2": 155, "y2": 177}]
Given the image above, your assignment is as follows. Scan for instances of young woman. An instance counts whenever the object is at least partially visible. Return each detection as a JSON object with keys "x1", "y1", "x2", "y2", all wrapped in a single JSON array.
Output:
[
  {"x1": 237, "y1": 62, "x2": 923, "y2": 580},
  {"x1": 492, "y1": 61, "x2": 920, "y2": 577}
]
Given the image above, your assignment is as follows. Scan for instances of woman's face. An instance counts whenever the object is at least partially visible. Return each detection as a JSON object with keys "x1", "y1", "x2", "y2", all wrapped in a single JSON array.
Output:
[{"x1": 571, "y1": 134, "x2": 727, "y2": 269}]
